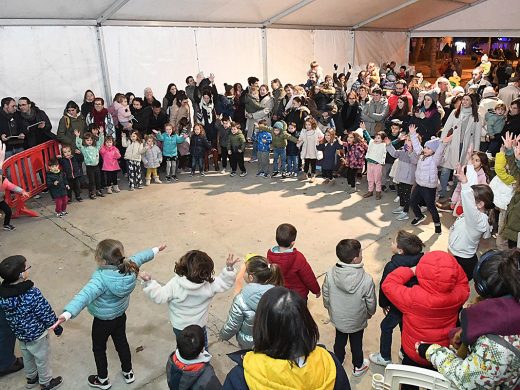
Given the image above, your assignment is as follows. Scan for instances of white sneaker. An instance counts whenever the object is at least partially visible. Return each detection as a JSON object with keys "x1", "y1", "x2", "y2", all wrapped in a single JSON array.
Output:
[
  {"x1": 393, "y1": 196, "x2": 400, "y2": 203},
  {"x1": 122, "y1": 370, "x2": 135, "y2": 384},
  {"x1": 392, "y1": 206, "x2": 404, "y2": 214},
  {"x1": 352, "y1": 358, "x2": 369, "y2": 377},
  {"x1": 220, "y1": 169, "x2": 226, "y2": 174},
  {"x1": 396, "y1": 212, "x2": 409, "y2": 221},
  {"x1": 369, "y1": 353, "x2": 392, "y2": 366},
  {"x1": 399, "y1": 350, "x2": 404, "y2": 361}
]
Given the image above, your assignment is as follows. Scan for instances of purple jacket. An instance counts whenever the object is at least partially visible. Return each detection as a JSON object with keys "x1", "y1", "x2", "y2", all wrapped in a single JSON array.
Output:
[{"x1": 411, "y1": 132, "x2": 445, "y2": 188}]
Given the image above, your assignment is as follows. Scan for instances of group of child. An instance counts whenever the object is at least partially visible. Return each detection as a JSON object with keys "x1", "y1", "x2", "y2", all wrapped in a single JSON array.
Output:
[{"x1": 1, "y1": 220, "x2": 456, "y2": 390}]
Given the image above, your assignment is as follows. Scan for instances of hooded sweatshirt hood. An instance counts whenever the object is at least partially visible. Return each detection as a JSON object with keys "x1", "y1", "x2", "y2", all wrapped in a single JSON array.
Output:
[
  {"x1": 241, "y1": 283, "x2": 273, "y2": 311},
  {"x1": 97, "y1": 266, "x2": 138, "y2": 298},
  {"x1": 332, "y1": 262, "x2": 366, "y2": 294}
]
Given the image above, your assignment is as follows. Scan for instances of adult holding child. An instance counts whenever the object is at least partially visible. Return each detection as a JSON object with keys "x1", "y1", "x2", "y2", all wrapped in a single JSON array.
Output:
[{"x1": 223, "y1": 287, "x2": 351, "y2": 390}]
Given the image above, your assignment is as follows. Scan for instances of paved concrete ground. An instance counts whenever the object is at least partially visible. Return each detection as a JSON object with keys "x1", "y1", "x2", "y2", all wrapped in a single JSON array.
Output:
[{"x1": 1, "y1": 165, "x2": 486, "y2": 390}]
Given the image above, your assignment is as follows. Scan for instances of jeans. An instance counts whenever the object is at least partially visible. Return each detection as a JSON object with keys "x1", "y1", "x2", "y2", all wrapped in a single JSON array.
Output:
[
  {"x1": 410, "y1": 185, "x2": 440, "y2": 224},
  {"x1": 0, "y1": 200, "x2": 12, "y2": 226},
  {"x1": 273, "y1": 147, "x2": 286, "y2": 172},
  {"x1": 191, "y1": 155, "x2": 204, "y2": 174},
  {"x1": 379, "y1": 309, "x2": 403, "y2": 361},
  {"x1": 0, "y1": 307, "x2": 16, "y2": 371},
  {"x1": 252, "y1": 139, "x2": 258, "y2": 160},
  {"x1": 92, "y1": 314, "x2": 132, "y2": 379},
  {"x1": 286, "y1": 155, "x2": 298, "y2": 174},
  {"x1": 439, "y1": 167, "x2": 452, "y2": 198},
  {"x1": 334, "y1": 328, "x2": 365, "y2": 368},
  {"x1": 20, "y1": 334, "x2": 53, "y2": 386},
  {"x1": 173, "y1": 326, "x2": 209, "y2": 350}
]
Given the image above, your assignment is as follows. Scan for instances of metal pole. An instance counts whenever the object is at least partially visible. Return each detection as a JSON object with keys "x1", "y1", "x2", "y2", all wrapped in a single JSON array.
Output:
[
  {"x1": 95, "y1": 25, "x2": 112, "y2": 104},
  {"x1": 262, "y1": 28, "x2": 268, "y2": 84},
  {"x1": 351, "y1": 30, "x2": 356, "y2": 67}
]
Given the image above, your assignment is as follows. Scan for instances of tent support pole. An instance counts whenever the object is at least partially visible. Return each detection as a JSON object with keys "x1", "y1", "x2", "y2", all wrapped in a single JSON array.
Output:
[
  {"x1": 405, "y1": 32, "x2": 411, "y2": 65},
  {"x1": 351, "y1": 30, "x2": 356, "y2": 67},
  {"x1": 96, "y1": 26, "x2": 112, "y2": 105},
  {"x1": 262, "y1": 28, "x2": 268, "y2": 85}
]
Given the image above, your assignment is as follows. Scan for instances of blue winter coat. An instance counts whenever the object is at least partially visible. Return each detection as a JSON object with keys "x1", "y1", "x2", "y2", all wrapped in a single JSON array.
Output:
[
  {"x1": 156, "y1": 132, "x2": 186, "y2": 157},
  {"x1": 0, "y1": 281, "x2": 57, "y2": 342},
  {"x1": 64, "y1": 249, "x2": 155, "y2": 320},
  {"x1": 316, "y1": 140, "x2": 343, "y2": 170},
  {"x1": 255, "y1": 130, "x2": 272, "y2": 152}
]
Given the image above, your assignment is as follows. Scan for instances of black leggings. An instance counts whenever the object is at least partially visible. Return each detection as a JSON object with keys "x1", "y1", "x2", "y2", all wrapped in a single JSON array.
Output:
[
  {"x1": 322, "y1": 169, "x2": 333, "y2": 180},
  {"x1": 303, "y1": 158, "x2": 317, "y2": 175},
  {"x1": 398, "y1": 183, "x2": 413, "y2": 212},
  {"x1": 86, "y1": 165, "x2": 101, "y2": 193},
  {"x1": 104, "y1": 171, "x2": 118, "y2": 187},
  {"x1": 410, "y1": 185, "x2": 440, "y2": 224},
  {"x1": 0, "y1": 201, "x2": 12, "y2": 226},
  {"x1": 346, "y1": 167, "x2": 357, "y2": 188},
  {"x1": 453, "y1": 254, "x2": 478, "y2": 281},
  {"x1": 67, "y1": 177, "x2": 82, "y2": 199}
]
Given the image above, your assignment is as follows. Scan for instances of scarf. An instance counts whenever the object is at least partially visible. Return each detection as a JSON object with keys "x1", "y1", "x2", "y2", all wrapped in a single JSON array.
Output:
[
  {"x1": 20, "y1": 108, "x2": 36, "y2": 121},
  {"x1": 459, "y1": 106, "x2": 474, "y2": 119},
  {"x1": 200, "y1": 100, "x2": 214, "y2": 124},
  {"x1": 91, "y1": 108, "x2": 109, "y2": 127}
]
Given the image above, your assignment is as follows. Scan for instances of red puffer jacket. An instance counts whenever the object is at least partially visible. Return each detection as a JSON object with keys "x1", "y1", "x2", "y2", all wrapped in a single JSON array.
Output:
[
  {"x1": 382, "y1": 251, "x2": 469, "y2": 365},
  {"x1": 267, "y1": 248, "x2": 320, "y2": 300}
]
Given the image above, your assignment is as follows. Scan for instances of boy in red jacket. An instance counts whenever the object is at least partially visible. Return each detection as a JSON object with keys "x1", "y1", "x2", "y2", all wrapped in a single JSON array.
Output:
[{"x1": 267, "y1": 223, "x2": 320, "y2": 300}]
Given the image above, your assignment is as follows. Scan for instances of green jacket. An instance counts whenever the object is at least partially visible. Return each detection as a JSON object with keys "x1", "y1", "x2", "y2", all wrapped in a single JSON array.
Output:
[
  {"x1": 227, "y1": 132, "x2": 246, "y2": 153},
  {"x1": 503, "y1": 151, "x2": 520, "y2": 242},
  {"x1": 75, "y1": 133, "x2": 103, "y2": 166},
  {"x1": 259, "y1": 121, "x2": 298, "y2": 149}
]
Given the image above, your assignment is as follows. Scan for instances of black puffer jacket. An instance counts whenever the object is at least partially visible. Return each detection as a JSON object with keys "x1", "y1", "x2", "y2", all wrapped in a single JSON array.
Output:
[{"x1": 0, "y1": 109, "x2": 24, "y2": 151}]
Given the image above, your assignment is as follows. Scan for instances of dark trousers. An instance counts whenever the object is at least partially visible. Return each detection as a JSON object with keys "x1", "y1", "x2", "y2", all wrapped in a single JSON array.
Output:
[
  {"x1": 0, "y1": 201, "x2": 12, "y2": 226},
  {"x1": 0, "y1": 307, "x2": 16, "y2": 370},
  {"x1": 410, "y1": 185, "x2": 440, "y2": 223},
  {"x1": 303, "y1": 158, "x2": 317, "y2": 175},
  {"x1": 454, "y1": 254, "x2": 478, "y2": 281},
  {"x1": 192, "y1": 155, "x2": 205, "y2": 174},
  {"x1": 322, "y1": 169, "x2": 333, "y2": 180},
  {"x1": 346, "y1": 167, "x2": 357, "y2": 188},
  {"x1": 401, "y1": 351, "x2": 434, "y2": 390},
  {"x1": 230, "y1": 152, "x2": 246, "y2": 173},
  {"x1": 333, "y1": 328, "x2": 364, "y2": 369},
  {"x1": 67, "y1": 177, "x2": 82, "y2": 199},
  {"x1": 178, "y1": 155, "x2": 191, "y2": 170},
  {"x1": 220, "y1": 146, "x2": 228, "y2": 169},
  {"x1": 379, "y1": 309, "x2": 403, "y2": 361},
  {"x1": 86, "y1": 165, "x2": 102, "y2": 193},
  {"x1": 104, "y1": 171, "x2": 118, "y2": 187},
  {"x1": 398, "y1": 183, "x2": 413, "y2": 212},
  {"x1": 92, "y1": 314, "x2": 132, "y2": 379}
]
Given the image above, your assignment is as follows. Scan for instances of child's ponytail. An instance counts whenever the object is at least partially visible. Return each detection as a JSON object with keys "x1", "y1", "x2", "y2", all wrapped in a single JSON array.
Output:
[
  {"x1": 95, "y1": 239, "x2": 140, "y2": 276},
  {"x1": 472, "y1": 184, "x2": 496, "y2": 226},
  {"x1": 246, "y1": 256, "x2": 284, "y2": 286}
]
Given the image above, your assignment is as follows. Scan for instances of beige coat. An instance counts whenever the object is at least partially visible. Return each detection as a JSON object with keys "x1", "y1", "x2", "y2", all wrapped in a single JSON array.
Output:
[
  {"x1": 440, "y1": 109, "x2": 481, "y2": 170},
  {"x1": 169, "y1": 99, "x2": 193, "y2": 130}
]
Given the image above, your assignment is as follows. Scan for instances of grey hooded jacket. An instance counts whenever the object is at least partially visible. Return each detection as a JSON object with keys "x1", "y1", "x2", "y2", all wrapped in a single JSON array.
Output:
[
  {"x1": 219, "y1": 283, "x2": 274, "y2": 349},
  {"x1": 323, "y1": 262, "x2": 377, "y2": 334}
]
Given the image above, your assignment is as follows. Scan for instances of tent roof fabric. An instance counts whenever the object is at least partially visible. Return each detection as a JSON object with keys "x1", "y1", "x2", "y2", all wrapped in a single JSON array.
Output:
[{"x1": 0, "y1": 0, "x2": 488, "y2": 31}]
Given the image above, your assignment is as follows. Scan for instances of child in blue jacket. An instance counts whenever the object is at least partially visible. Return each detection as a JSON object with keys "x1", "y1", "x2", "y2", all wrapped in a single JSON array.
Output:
[
  {"x1": 254, "y1": 120, "x2": 273, "y2": 178},
  {"x1": 153, "y1": 123, "x2": 187, "y2": 182},
  {"x1": 52, "y1": 239, "x2": 166, "y2": 389},
  {"x1": 0, "y1": 255, "x2": 63, "y2": 390}
]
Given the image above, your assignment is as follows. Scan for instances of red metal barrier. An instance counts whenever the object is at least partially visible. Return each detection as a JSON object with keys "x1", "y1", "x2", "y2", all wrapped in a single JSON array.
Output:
[{"x1": 4, "y1": 140, "x2": 60, "y2": 218}]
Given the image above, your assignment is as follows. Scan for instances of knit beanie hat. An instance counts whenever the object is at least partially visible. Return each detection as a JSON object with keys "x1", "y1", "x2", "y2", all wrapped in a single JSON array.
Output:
[
  {"x1": 424, "y1": 137, "x2": 441, "y2": 152},
  {"x1": 482, "y1": 86, "x2": 496, "y2": 98},
  {"x1": 273, "y1": 121, "x2": 284, "y2": 131},
  {"x1": 425, "y1": 90, "x2": 438, "y2": 105},
  {"x1": 0, "y1": 255, "x2": 27, "y2": 283}
]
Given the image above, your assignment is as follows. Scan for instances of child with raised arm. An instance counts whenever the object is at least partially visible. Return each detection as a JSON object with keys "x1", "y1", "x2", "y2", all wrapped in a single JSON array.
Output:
[
  {"x1": 140, "y1": 250, "x2": 240, "y2": 348},
  {"x1": 52, "y1": 239, "x2": 166, "y2": 389},
  {"x1": 75, "y1": 125, "x2": 104, "y2": 199},
  {"x1": 322, "y1": 239, "x2": 376, "y2": 378},
  {"x1": 0, "y1": 255, "x2": 63, "y2": 390},
  {"x1": 409, "y1": 123, "x2": 452, "y2": 234},
  {"x1": 266, "y1": 223, "x2": 320, "y2": 301},
  {"x1": 362, "y1": 122, "x2": 387, "y2": 200},
  {"x1": 152, "y1": 123, "x2": 186, "y2": 182}
]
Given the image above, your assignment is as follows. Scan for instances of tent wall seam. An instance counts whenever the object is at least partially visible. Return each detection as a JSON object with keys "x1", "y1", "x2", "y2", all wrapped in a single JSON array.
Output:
[{"x1": 95, "y1": 26, "x2": 113, "y2": 106}]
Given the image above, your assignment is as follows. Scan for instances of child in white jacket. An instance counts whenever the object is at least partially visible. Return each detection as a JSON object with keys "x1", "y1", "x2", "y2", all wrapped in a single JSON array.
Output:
[{"x1": 140, "y1": 250, "x2": 239, "y2": 348}]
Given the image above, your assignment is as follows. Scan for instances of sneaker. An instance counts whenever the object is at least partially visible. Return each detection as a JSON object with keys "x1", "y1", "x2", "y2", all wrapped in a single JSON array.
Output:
[
  {"x1": 392, "y1": 206, "x2": 404, "y2": 214},
  {"x1": 249, "y1": 158, "x2": 258, "y2": 163},
  {"x1": 137, "y1": 185, "x2": 144, "y2": 189},
  {"x1": 41, "y1": 376, "x2": 63, "y2": 390},
  {"x1": 396, "y1": 212, "x2": 409, "y2": 221},
  {"x1": 369, "y1": 353, "x2": 392, "y2": 366},
  {"x1": 352, "y1": 359, "x2": 369, "y2": 377},
  {"x1": 96, "y1": 191, "x2": 105, "y2": 197},
  {"x1": 389, "y1": 184, "x2": 396, "y2": 192},
  {"x1": 240, "y1": 171, "x2": 247, "y2": 177},
  {"x1": 189, "y1": 172, "x2": 194, "y2": 177},
  {"x1": 292, "y1": 172, "x2": 298, "y2": 177},
  {"x1": 60, "y1": 211, "x2": 68, "y2": 217},
  {"x1": 112, "y1": 185, "x2": 120, "y2": 193},
  {"x1": 420, "y1": 206, "x2": 428, "y2": 214},
  {"x1": 263, "y1": 173, "x2": 270, "y2": 178},
  {"x1": 153, "y1": 177, "x2": 162, "y2": 184},
  {"x1": 172, "y1": 176, "x2": 179, "y2": 182},
  {"x1": 411, "y1": 215, "x2": 426, "y2": 226},
  {"x1": 89, "y1": 193, "x2": 96, "y2": 200},
  {"x1": 200, "y1": 172, "x2": 205, "y2": 177},
  {"x1": 106, "y1": 187, "x2": 113, "y2": 194},
  {"x1": 393, "y1": 196, "x2": 400, "y2": 203},
  {"x1": 230, "y1": 172, "x2": 236, "y2": 177},
  {"x1": 272, "y1": 171, "x2": 279, "y2": 177},
  {"x1": 436, "y1": 200, "x2": 453, "y2": 212},
  {"x1": 26, "y1": 375, "x2": 38, "y2": 388},
  {"x1": 56, "y1": 213, "x2": 62, "y2": 218},
  {"x1": 348, "y1": 186, "x2": 357, "y2": 194},
  {"x1": 76, "y1": 196, "x2": 83, "y2": 202},
  {"x1": 382, "y1": 185, "x2": 387, "y2": 192},
  {"x1": 87, "y1": 375, "x2": 111, "y2": 389},
  {"x1": 256, "y1": 172, "x2": 263, "y2": 177},
  {"x1": 323, "y1": 178, "x2": 330, "y2": 184},
  {"x1": 166, "y1": 176, "x2": 172, "y2": 182},
  {"x1": 122, "y1": 370, "x2": 135, "y2": 384},
  {"x1": 435, "y1": 224, "x2": 442, "y2": 234},
  {"x1": 34, "y1": 194, "x2": 42, "y2": 199},
  {"x1": 220, "y1": 169, "x2": 226, "y2": 174},
  {"x1": 128, "y1": 186, "x2": 134, "y2": 191},
  {"x1": 3, "y1": 224, "x2": 16, "y2": 231},
  {"x1": 281, "y1": 172, "x2": 287, "y2": 178}
]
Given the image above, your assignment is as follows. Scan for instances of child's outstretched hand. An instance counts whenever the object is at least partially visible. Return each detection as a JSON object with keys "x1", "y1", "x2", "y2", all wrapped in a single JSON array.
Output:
[
  {"x1": 408, "y1": 124, "x2": 417, "y2": 135},
  {"x1": 442, "y1": 133, "x2": 453, "y2": 144},
  {"x1": 74, "y1": 129, "x2": 80, "y2": 137},
  {"x1": 50, "y1": 315, "x2": 67, "y2": 331},
  {"x1": 21, "y1": 190, "x2": 30, "y2": 198},
  {"x1": 152, "y1": 129, "x2": 159, "y2": 134},
  {"x1": 158, "y1": 244, "x2": 167, "y2": 252},
  {"x1": 502, "y1": 132, "x2": 514, "y2": 149},
  {"x1": 139, "y1": 271, "x2": 152, "y2": 282},
  {"x1": 359, "y1": 121, "x2": 366, "y2": 130},
  {"x1": 454, "y1": 163, "x2": 467, "y2": 184},
  {"x1": 226, "y1": 254, "x2": 241, "y2": 269},
  {"x1": 384, "y1": 137, "x2": 392, "y2": 145}
]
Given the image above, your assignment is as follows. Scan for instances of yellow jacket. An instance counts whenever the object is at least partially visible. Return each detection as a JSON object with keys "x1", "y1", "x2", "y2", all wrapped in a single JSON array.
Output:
[
  {"x1": 495, "y1": 152, "x2": 516, "y2": 185},
  {"x1": 243, "y1": 347, "x2": 336, "y2": 390}
]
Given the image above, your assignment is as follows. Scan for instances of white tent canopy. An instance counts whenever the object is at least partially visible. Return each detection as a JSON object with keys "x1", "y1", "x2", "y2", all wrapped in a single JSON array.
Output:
[{"x1": 0, "y1": 0, "x2": 518, "y2": 124}]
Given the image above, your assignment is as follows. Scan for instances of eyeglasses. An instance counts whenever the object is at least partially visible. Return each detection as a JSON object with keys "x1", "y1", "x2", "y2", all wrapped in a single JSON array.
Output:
[{"x1": 24, "y1": 265, "x2": 31, "y2": 272}]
